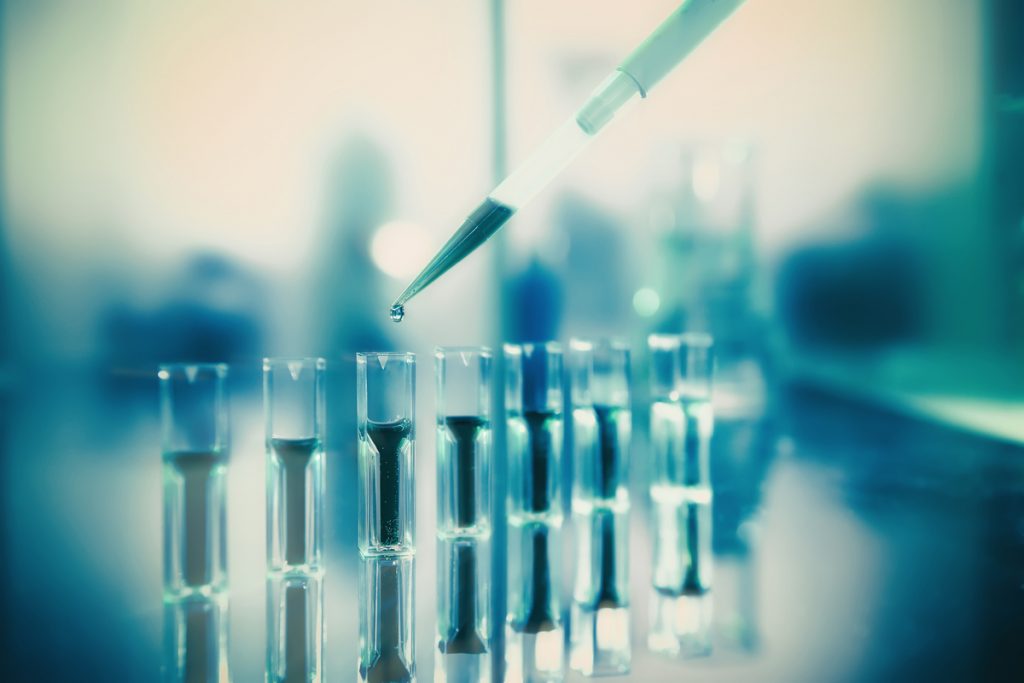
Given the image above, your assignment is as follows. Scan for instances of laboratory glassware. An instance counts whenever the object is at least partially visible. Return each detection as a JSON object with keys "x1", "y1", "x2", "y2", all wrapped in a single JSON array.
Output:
[
  {"x1": 647, "y1": 333, "x2": 715, "y2": 657},
  {"x1": 163, "y1": 594, "x2": 230, "y2": 683},
  {"x1": 567, "y1": 340, "x2": 632, "y2": 676},
  {"x1": 360, "y1": 556, "x2": 416, "y2": 683},
  {"x1": 265, "y1": 357, "x2": 326, "y2": 683},
  {"x1": 160, "y1": 362, "x2": 230, "y2": 683},
  {"x1": 161, "y1": 362, "x2": 229, "y2": 598},
  {"x1": 435, "y1": 347, "x2": 494, "y2": 683},
  {"x1": 357, "y1": 352, "x2": 417, "y2": 682},
  {"x1": 389, "y1": 0, "x2": 748, "y2": 321},
  {"x1": 504, "y1": 343, "x2": 565, "y2": 683}
]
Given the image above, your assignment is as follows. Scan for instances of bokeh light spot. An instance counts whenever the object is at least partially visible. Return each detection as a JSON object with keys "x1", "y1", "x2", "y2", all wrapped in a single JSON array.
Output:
[
  {"x1": 633, "y1": 287, "x2": 660, "y2": 317},
  {"x1": 370, "y1": 220, "x2": 430, "y2": 279}
]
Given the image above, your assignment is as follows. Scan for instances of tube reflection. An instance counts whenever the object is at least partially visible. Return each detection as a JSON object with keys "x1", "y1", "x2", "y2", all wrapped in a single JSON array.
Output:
[{"x1": 163, "y1": 594, "x2": 230, "y2": 683}]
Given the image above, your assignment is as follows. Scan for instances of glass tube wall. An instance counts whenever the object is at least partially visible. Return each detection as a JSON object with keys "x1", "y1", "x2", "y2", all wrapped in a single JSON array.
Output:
[
  {"x1": 504, "y1": 342, "x2": 565, "y2": 683},
  {"x1": 647, "y1": 333, "x2": 715, "y2": 658},
  {"x1": 357, "y1": 352, "x2": 417, "y2": 683},
  {"x1": 160, "y1": 363, "x2": 230, "y2": 683},
  {"x1": 264, "y1": 358, "x2": 326, "y2": 683},
  {"x1": 160, "y1": 362, "x2": 230, "y2": 597},
  {"x1": 567, "y1": 340, "x2": 632, "y2": 676},
  {"x1": 435, "y1": 347, "x2": 493, "y2": 683}
]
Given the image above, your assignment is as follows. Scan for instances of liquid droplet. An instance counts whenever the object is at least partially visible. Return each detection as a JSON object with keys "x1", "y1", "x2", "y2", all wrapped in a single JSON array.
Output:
[{"x1": 389, "y1": 304, "x2": 405, "y2": 323}]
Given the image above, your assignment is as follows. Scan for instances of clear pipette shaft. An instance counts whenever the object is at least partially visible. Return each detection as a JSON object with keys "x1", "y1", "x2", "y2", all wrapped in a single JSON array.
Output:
[{"x1": 390, "y1": 0, "x2": 747, "y2": 321}]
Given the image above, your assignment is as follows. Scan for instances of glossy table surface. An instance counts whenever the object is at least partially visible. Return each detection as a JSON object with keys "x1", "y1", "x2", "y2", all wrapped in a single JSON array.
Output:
[{"x1": 2, "y1": 372, "x2": 1022, "y2": 682}]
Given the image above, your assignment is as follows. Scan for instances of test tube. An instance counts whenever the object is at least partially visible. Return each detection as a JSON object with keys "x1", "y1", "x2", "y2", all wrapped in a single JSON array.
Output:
[
  {"x1": 265, "y1": 358, "x2": 325, "y2": 683},
  {"x1": 357, "y1": 352, "x2": 416, "y2": 682},
  {"x1": 435, "y1": 347, "x2": 493, "y2": 683},
  {"x1": 163, "y1": 594, "x2": 230, "y2": 683},
  {"x1": 160, "y1": 363, "x2": 230, "y2": 683},
  {"x1": 161, "y1": 363, "x2": 229, "y2": 598},
  {"x1": 567, "y1": 340, "x2": 631, "y2": 676},
  {"x1": 504, "y1": 343, "x2": 565, "y2": 683},
  {"x1": 646, "y1": 333, "x2": 715, "y2": 658}
]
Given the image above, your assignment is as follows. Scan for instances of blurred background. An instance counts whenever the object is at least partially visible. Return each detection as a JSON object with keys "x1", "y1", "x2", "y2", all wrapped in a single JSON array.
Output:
[{"x1": 1, "y1": 0, "x2": 1022, "y2": 681}]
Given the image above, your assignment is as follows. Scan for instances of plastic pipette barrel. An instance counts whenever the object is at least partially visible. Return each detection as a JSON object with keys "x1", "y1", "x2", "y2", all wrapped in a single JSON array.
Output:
[{"x1": 389, "y1": 0, "x2": 747, "y2": 320}]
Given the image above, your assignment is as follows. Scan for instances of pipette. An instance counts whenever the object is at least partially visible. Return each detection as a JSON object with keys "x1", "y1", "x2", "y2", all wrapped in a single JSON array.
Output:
[{"x1": 389, "y1": 0, "x2": 747, "y2": 322}]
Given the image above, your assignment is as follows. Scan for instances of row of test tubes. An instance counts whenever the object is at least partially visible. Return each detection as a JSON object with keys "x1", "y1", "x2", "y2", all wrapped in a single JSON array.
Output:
[
  {"x1": 502, "y1": 334, "x2": 714, "y2": 682},
  {"x1": 161, "y1": 360, "x2": 327, "y2": 683},
  {"x1": 159, "y1": 333, "x2": 714, "y2": 683}
]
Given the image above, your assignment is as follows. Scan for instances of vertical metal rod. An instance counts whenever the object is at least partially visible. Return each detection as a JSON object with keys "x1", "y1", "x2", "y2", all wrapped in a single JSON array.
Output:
[{"x1": 488, "y1": 1, "x2": 510, "y2": 680}]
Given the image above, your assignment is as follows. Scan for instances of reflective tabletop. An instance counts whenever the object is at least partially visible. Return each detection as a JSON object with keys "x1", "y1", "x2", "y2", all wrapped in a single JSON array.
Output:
[{"x1": 2, "y1": 372, "x2": 1022, "y2": 682}]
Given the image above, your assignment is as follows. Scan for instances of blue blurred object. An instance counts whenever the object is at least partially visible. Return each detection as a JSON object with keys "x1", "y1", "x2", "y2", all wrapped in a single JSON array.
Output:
[
  {"x1": 777, "y1": 190, "x2": 926, "y2": 349},
  {"x1": 507, "y1": 257, "x2": 563, "y2": 344},
  {"x1": 558, "y1": 193, "x2": 630, "y2": 336},
  {"x1": 314, "y1": 135, "x2": 394, "y2": 355},
  {"x1": 100, "y1": 253, "x2": 265, "y2": 368}
]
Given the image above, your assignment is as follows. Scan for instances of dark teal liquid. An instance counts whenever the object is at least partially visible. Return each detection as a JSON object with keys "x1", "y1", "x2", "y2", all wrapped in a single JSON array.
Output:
[
  {"x1": 523, "y1": 410, "x2": 559, "y2": 514},
  {"x1": 387, "y1": 197, "x2": 514, "y2": 325},
  {"x1": 181, "y1": 598, "x2": 219, "y2": 683},
  {"x1": 283, "y1": 583, "x2": 309, "y2": 683},
  {"x1": 682, "y1": 503, "x2": 705, "y2": 595},
  {"x1": 363, "y1": 562, "x2": 413, "y2": 683},
  {"x1": 168, "y1": 450, "x2": 223, "y2": 587},
  {"x1": 593, "y1": 405, "x2": 622, "y2": 499},
  {"x1": 440, "y1": 542, "x2": 487, "y2": 655},
  {"x1": 684, "y1": 411, "x2": 702, "y2": 487},
  {"x1": 449, "y1": 197, "x2": 515, "y2": 265},
  {"x1": 520, "y1": 524, "x2": 557, "y2": 634},
  {"x1": 367, "y1": 419, "x2": 412, "y2": 548},
  {"x1": 592, "y1": 406, "x2": 625, "y2": 609},
  {"x1": 593, "y1": 510, "x2": 622, "y2": 609},
  {"x1": 682, "y1": 408, "x2": 707, "y2": 595},
  {"x1": 653, "y1": 502, "x2": 707, "y2": 598},
  {"x1": 445, "y1": 416, "x2": 487, "y2": 528},
  {"x1": 271, "y1": 437, "x2": 320, "y2": 566}
]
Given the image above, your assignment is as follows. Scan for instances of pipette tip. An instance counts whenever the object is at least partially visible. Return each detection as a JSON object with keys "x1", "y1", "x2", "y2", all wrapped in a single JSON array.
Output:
[{"x1": 389, "y1": 304, "x2": 405, "y2": 323}]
